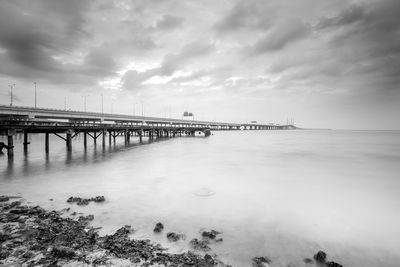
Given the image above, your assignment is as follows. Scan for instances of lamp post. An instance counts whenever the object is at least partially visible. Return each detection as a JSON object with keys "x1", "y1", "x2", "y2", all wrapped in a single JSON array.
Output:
[
  {"x1": 8, "y1": 84, "x2": 15, "y2": 106},
  {"x1": 101, "y1": 94, "x2": 104, "y2": 114},
  {"x1": 34, "y1": 82, "x2": 37, "y2": 108}
]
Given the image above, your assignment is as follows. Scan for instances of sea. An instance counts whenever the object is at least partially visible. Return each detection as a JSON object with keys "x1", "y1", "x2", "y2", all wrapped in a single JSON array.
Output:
[{"x1": 1, "y1": 130, "x2": 399, "y2": 266}]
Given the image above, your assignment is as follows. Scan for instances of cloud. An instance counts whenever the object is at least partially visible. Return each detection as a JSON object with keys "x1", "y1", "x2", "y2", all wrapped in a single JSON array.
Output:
[
  {"x1": 214, "y1": 0, "x2": 275, "y2": 33},
  {"x1": 123, "y1": 41, "x2": 216, "y2": 89},
  {"x1": 0, "y1": 0, "x2": 399, "y2": 128},
  {"x1": 155, "y1": 15, "x2": 184, "y2": 30},
  {"x1": 316, "y1": 4, "x2": 367, "y2": 29},
  {"x1": 247, "y1": 19, "x2": 310, "y2": 55},
  {"x1": 315, "y1": 0, "x2": 400, "y2": 90}
]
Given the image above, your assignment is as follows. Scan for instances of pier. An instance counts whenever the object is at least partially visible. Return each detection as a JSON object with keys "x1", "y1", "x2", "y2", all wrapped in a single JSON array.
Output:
[{"x1": 0, "y1": 105, "x2": 295, "y2": 156}]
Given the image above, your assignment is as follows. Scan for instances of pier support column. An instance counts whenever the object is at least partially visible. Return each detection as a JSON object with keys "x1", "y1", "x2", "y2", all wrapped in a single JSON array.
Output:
[
  {"x1": 66, "y1": 132, "x2": 72, "y2": 151},
  {"x1": 83, "y1": 132, "x2": 87, "y2": 148},
  {"x1": 108, "y1": 131, "x2": 112, "y2": 145},
  {"x1": 139, "y1": 130, "x2": 143, "y2": 142},
  {"x1": 7, "y1": 133, "x2": 14, "y2": 157},
  {"x1": 93, "y1": 132, "x2": 97, "y2": 145},
  {"x1": 23, "y1": 132, "x2": 29, "y2": 151},
  {"x1": 45, "y1": 133, "x2": 49, "y2": 153},
  {"x1": 102, "y1": 129, "x2": 106, "y2": 147}
]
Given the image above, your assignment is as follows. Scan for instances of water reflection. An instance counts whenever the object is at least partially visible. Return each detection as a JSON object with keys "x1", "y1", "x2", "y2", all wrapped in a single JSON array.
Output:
[
  {"x1": 0, "y1": 134, "x2": 178, "y2": 179},
  {"x1": 1, "y1": 131, "x2": 400, "y2": 267}
]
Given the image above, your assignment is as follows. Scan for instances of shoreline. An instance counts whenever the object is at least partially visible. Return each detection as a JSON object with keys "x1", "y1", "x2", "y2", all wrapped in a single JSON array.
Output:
[{"x1": 0, "y1": 195, "x2": 342, "y2": 266}]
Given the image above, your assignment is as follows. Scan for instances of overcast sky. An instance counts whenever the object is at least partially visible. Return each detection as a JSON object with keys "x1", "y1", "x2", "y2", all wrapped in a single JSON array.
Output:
[{"x1": 0, "y1": 0, "x2": 399, "y2": 129}]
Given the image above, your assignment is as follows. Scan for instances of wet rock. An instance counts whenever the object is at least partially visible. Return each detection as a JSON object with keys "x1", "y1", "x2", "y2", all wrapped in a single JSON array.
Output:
[
  {"x1": 0, "y1": 198, "x2": 231, "y2": 267},
  {"x1": 2, "y1": 201, "x2": 21, "y2": 210},
  {"x1": 189, "y1": 238, "x2": 211, "y2": 251},
  {"x1": 314, "y1": 250, "x2": 327, "y2": 263},
  {"x1": 92, "y1": 196, "x2": 105, "y2": 202},
  {"x1": 22, "y1": 250, "x2": 35, "y2": 259},
  {"x1": 202, "y1": 229, "x2": 220, "y2": 240},
  {"x1": 252, "y1": 256, "x2": 272, "y2": 267},
  {"x1": 0, "y1": 251, "x2": 10, "y2": 260},
  {"x1": 153, "y1": 222, "x2": 164, "y2": 233},
  {"x1": 166, "y1": 232, "x2": 184, "y2": 242},
  {"x1": 67, "y1": 196, "x2": 106, "y2": 206},
  {"x1": 326, "y1": 261, "x2": 343, "y2": 267},
  {"x1": 51, "y1": 246, "x2": 76, "y2": 259},
  {"x1": 78, "y1": 214, "x2": 95, "y2": 224},
  {"x1": 92, "y1": 255, "x2": 108, "y2": 265},
  {"x1": 0, "y1": 196, "x2": 10, "y2": 202},
  {"x1": 304, "y1": 257, "x2": 314, "y2": 263},
  {"x1": 204, "y1": 253, "x2": 215, "y2": 264},
  {"x1": 78, "y1": 199, "x2": 90, "y2": 206},
  {"x1": 0, "y1": 233, "x2": 9, "y2": 242}
]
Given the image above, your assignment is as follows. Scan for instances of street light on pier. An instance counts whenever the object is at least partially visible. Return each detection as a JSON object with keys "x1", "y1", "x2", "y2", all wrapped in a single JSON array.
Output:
[
  {"x1": 34, "y1": 82, "x2": 37, "y2": 108},
  {"x1": 101, "y1": 94, "x2": 104, "y2": 114},
  {"x1": 8, "y1": 84, "x2": 15, "y2": 106}
]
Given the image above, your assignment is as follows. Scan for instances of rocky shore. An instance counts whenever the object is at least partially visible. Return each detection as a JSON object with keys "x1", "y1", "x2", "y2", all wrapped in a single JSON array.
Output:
[{"x1": 0, "y1": 195, "x2": 343, "y2": 267}]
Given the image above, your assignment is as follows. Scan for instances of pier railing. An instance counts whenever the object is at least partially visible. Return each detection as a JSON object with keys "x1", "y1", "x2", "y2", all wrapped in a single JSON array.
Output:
[{"x1": 0, "y1": 105, "x2": 295, "y2": 156}]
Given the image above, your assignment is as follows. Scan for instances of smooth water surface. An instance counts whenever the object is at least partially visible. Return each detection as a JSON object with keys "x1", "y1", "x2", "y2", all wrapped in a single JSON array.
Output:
[{"x1": 1, "y1": 130, "x2": 400, "y2": 266}]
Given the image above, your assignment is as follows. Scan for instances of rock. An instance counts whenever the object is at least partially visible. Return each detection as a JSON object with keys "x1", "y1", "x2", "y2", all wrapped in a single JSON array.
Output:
[
  {"x1": 51, "y1": 246, "x2": 76, "y2": 259},
  {"x1": 252, "y1": 256, "x2": 272, "y2": 267},
  {"x1": 92, "y1": 255, "x2": 108, "y2": 265},
  {"x1": 304, "y1": 257, "x2": 314, "y2": 263},
  {"x1": 314, "y1": 251, "x2": 327, "y2": 263},
  {"x1": 189, "y1": 238, "x2": 210, "y2": 251},
  {"x1": 153, "y1": 222, "x2": 164, "y2": 233},
  {"x1": 22, "y1": 250, "x2": 35, "y2": 259},
  {"x1": 166, "y1": 232, "x2": 183, "y2": 242},
  {"x1": 0, "y1": 196, "x2": 10, "y2": 202},
  {"x1": 204, "y1": 253, "x2": 215, "y2": 264},
  {"x1": 201, "y1": 230, "x2": 220, "y2": 240},
  {"x1": 67, "y1": 196, "x2": 81, "y2": 203},
  {"x1": 67, "y1": 196, "x2": 105, "y2": 206},
  {"x1": 77, "y1": 199, "x2": 90, "y2": 206},
  {"x1": 92, "y1": 196, "x2": 105, "y2": 202},
  {"x1": 0, "y1": 250, "x2": 10, "y2": 260},
  {"x1": 78, "y1": 214, "x2": 94, "y2": 223},
  {"x1": 326, "y1": 261, "x2": 343, "y2": 267},
  {"x1": 0, "y1": 233, "x2": 9, "y2": 242},
  {"x1": 0, "y1": 197, "x2": 231, "y2": 267}
]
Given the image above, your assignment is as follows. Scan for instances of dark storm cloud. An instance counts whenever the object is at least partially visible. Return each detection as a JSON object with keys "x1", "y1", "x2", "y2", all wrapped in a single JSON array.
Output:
[
  {"x1": 0, "y1": 0, "x2": 119, "y2": 85},
  {"x1": 315, "y1": 0, "x2": 400, "y2": 90},
  {"x1": 256, "y1": 0, "x2": 400, "y2": 95},
  {"x1": 316, "y1": 4, "x2": 367, "y2": 29}
]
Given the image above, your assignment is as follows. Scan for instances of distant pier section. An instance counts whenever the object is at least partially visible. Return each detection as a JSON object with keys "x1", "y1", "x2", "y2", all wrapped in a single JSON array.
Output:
[{"x1": 0, "y1": 105, "x2": 296, "y2": 156}]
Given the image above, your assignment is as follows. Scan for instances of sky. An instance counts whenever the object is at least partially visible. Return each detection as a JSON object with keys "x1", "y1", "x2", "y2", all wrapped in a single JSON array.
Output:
[{"x1": 0, "y1": 0, "x2": 399, "y2": 129}]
